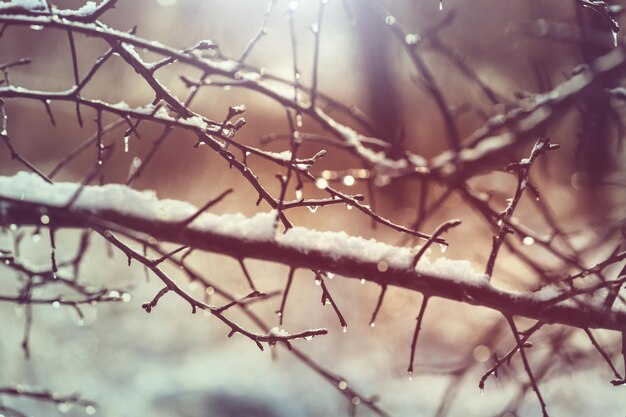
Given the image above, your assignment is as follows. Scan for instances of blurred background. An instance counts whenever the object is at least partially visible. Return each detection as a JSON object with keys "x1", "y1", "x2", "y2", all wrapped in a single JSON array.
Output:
[{"x1": 1, "y1": 0, "x2": 626, "y2": 416}]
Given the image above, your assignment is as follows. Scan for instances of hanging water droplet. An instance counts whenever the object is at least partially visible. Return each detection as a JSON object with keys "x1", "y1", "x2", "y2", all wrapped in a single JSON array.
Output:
[
  {"x1": 288, "y1": 0, "x2": 298, "y2": 11},
  {"x1": 480, "y1": 388, "x2": 484, "y2": 396},
  {"x1": 124, "y1": 136, "x2": 129, "y2": 153},
  {"x1": 522, "y1": 236, "x2": 534, "y2": 246},
  {"x1": 346, "y1": 204, "x2": 353, "y2": 210},
  {"x1": 613, "y1": 31, "x2": 618, "y2": 48},
  {"x1": 370, "y1": 322, "x2": 376, "y2": 328},
  {"x1": 52, "y1": 301, "x2": 61, "y2": 309},
  {"x1": 29, "y1": 25, "x2": 44, "y2": 31},
  {"x1": 314, "y1": 277, "x2": 322, "y2": 286},
  {"x1": 338, "y1": 380, "x2": 348, "y2": 390},
  {"x1": 439, "y1": 244, "x2": 447, "y2": 254},
  {"x1": 40, "y1": 214, "x2": 50, "y2": 225},
  {"x1": 307, "y1": 205, "x2": 318, "y2": 213},
  {"x1": 85, "y1": 405, "x2": 96, "y2": 415},
  {"x1": 342, "y1": 175, "x2": 355, "y2": 186},
  {"x1": 326, "y1": 272, "x2": 334, "y2": 280},
  {"x1": 342, "y1": 325, "x2": 347, "y2": 333},
  {"x1": 360, "y1": 279, "x2": 365, "y2": 285},
  {"x1": 315, "y1": 178, "x2": 328, "y2": 189},
  {"x1": 385, "y1": 15, "x2": 395, "y2": 25},
  {"x1": 439, "y1": 0, "x2": 443, "y2": 11},
  {"x1": 295, "y1": 188, "x2": 303, "y2": 200},
  {"x1": 408, "y1": 371, "x2": 413, "y2": 381},
  {"x1": 405, "y1": 33, "x2": 420, "y2": 45},
  {"x1": 305, "y1": 335, "x2": 313, "y2": 341}
]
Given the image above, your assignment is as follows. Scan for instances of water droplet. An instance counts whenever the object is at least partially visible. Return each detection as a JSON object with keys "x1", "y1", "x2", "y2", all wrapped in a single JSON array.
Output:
[
  {"x1": 613, "y1": 31, "x2": 618, "y2": 48},
  {"x1": 385, "y1": 15, "x2": 395, "y2": 25},
  {"x1": 9, "y1": 223, "x2": 17, "y2": 231},
  {"x1": 307, "y1": 205, "x2": 318, "y2": 213},
  {"x1": 108, "y1": 290, "x2": 121, "y2": 298},
  {"x1": 29, "y1": 25, "x2": 44, "y2": 31},
  {"x1": 305, "y1": 335, "x2": 313, "y2": 341},
  {"x1": 405, "y1": 34, "x2": 420, "y2": 45},
  {"x1": 377, "y1": 261, "x2": 389, "y2": 272},
  {"x1": 352, "y1": 396, "x2": 361, "y2": 405},
  {"x1": 314, "y1": 277, "x2": 322, "y2": 286},
  {"x1": 438, "y1": 0, "x2": 443, "y2": 11},
  {"x1": 342, "y1": 175, "x2": 355, "y2": 186},
  {"x1": 370, "y1": 322, "x2": 376, "y2": 328},
  {"x1": 122, "y1": 293, "x2": 132, "y2": 302},
  {"x1": 346, "y1": 204, "x2": 353, "y2": 210},
  {"x1": 296, "y1": 113, "x2": 303, "y2": 127},
  {"x1": 295, "y1": 188, "x2": 303, "y2": 200},
  {"x1": 206, "y1": 286, "x2": 215, "y2": 295},
  {"x1": 408, "y1": 371, "x2": 413, "y2": 381},
  {"x1": 338, "y1": 380, "x2": 348, "y2": 390},
  {"x1": 288, "y1": 0, "x2": 298, "y2": 11},
  {"x1": 32, "y1": 232, "x2": 41, "y2": 242},
  {"x1": 85, "y1": 405, "x2": 96, "y2": 415},
  {"x1": 360, "y1": 279, "x2": 365, "y2": 285},
  {"x1": 522, "y1": 236, "x2": 534, "y2": 246},
  {"x1": 326, "y1": 272, "x2": 334, "y2": 280},
  {"x1": 315, "y1": 178, "x2": 328, "y2": 189},
  {"x1": 439, "y1": 244, "x2": 447, "y2": 254},
  {"x1": 342, "y1": 325, "x2": 347, "y2": 333},
  {"x1": 124, "y1": 136, "x2": 129, "y2": 153},
  {"x1": 40, "y1": 214, "x2": 50, "y2": 225},
  {"x1": 480, "y1": 388, "x2": 484, "y2": 396},
  {"x1": 52, "y1": 301, "x2": 61, "y2": 309}
]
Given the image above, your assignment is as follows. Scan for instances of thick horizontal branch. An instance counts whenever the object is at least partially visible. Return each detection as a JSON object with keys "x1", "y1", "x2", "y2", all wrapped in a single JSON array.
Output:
[{"x1": 1, "y1": 173, "x2": 625, "y2": 332}]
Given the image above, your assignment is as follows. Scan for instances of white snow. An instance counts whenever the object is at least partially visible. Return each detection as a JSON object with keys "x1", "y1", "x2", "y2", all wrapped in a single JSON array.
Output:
[
  {"x1": 1, "y1": 0, "x2": 45, "y2": 10},
  {"x1": 268, "y1": 327, "x2": 289, "y2": 337},
  {"x1": 182, "y1": 115, "x2": 208, "y2": 130},
  {"x1": 0, "y1": 172, "x2": 488, "y2": 284},
  {"x1": 111, "y1": 101, "x2": 131, "y2": 111},
  {"x1": 264, "y1": 150, "x2": 293, "y2": 161}
]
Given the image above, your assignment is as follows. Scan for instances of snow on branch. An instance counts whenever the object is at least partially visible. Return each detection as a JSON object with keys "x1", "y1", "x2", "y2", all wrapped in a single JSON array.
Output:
[{"x1": 2, "y1": 172, "x2": 625, "y2": 333}]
